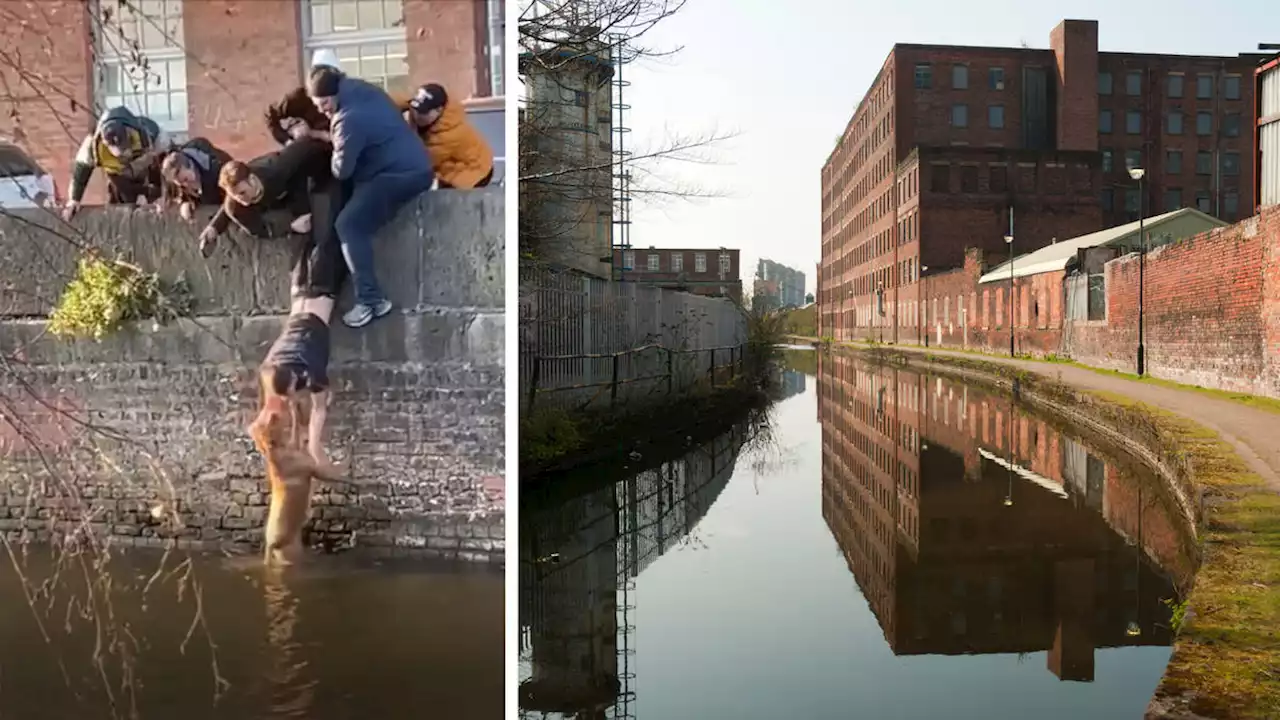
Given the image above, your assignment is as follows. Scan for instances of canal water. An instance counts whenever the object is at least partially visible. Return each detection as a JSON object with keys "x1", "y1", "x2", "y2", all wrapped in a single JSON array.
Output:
[
  {"x1": 518, "y1": 349, "x2": 1198, "y2": 720},
  {"x1": 0, "y1": 550, "x2": 504, "y2": 719}
]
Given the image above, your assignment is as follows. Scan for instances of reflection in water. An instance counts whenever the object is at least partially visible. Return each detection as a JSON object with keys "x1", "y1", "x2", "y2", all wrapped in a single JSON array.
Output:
[
  {"x1": 519, "y1": 422, "x2": 752, "y2": 719},
  {"x1": 519, "y1": 352, "x2": 1196, "y2": 719},
  {"x1": 0, "y1": 550, "x2": 503, "y2": 719},
  {"x1": 261, "y1": 571, "x2": 318, "y2": 718},
  {"x1": 818, "y1": 352, "x2": 1192, "y2": 683}
]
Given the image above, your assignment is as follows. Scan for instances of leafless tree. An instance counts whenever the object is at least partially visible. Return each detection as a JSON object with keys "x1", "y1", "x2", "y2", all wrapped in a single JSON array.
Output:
[
  {"x1": 517, "y1": 0, "x2": 736, "y2": 267},
  {"x1": 0, "y1": 3, "x2": 228, "y2": 716}
]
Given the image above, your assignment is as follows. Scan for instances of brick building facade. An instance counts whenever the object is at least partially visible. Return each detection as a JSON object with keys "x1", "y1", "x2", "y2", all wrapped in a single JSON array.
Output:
[
  {"x1": 818, "y1": 18, "x2": 1264, "y2": 343},
  {"x1": 613, "y1": 246, "x2": 743, "y2": 301},
  {"x1": 0, "y1": 0, "x2": 504, "y2": 204}
]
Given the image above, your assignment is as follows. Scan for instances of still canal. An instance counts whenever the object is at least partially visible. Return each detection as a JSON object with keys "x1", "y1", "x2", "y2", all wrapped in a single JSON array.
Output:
[
  {"x1": 518, "y1": 349, "x2": 1197, "y2": 720},
  {"x1": 1, "y1": 551, "x2": 504, "y2": 719}
]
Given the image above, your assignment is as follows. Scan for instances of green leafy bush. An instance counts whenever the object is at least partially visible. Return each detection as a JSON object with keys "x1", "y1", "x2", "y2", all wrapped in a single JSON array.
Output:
[{"x1": 49, "y1": 255, "x2": 194, "y2": 340}]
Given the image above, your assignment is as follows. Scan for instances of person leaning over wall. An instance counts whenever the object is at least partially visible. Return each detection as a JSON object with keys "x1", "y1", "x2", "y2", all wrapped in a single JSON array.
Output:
[
  {"x1": 158, "y1": 137, "x2": 233, "y2": 221},
  {"x1": 307, "y1": 66, "x2": 434, "y2": 329},
  {"x1": 393, "y1": 83, "x2": 494, "y2": 190},
  {"x1": 197, "y1": 136, "x2": 332, "y2": 258},
  {"x1": 63, "y1": 106, "x2": 175, "y2": 220},
  {"x1": 265, "y1": 49, "x2": 342, "y2": 149}
]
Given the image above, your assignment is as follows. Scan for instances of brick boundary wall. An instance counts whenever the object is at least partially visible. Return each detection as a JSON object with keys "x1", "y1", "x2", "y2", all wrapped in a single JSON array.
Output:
[
  {"x1": 0, "y1": 189, "x2": 505, "y2": 564},
  {"x1": 1066, "y1": 210, "x2": 1279, "y2": 396}
]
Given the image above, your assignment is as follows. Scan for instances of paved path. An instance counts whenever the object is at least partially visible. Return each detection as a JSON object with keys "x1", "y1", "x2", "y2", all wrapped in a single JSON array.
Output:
[{"x1": 860, "y1": 344, "x2": 1280, "y2": 492}]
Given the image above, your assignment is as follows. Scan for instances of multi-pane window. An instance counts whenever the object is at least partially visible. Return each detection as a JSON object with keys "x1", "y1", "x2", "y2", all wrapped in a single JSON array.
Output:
[
  {"x1": 1196, "y1": 74, "x2": 1213, "y2": 99},
  {"x1": 1224, "y1": 75, "x2": 1241, "y2": 100},
  {"x1": 486, "y1": 0, "x2": 504, "y2": 96},
  {"x1": 1125, "y1": 149, "x2": 1142, "y2": 171},
  {"x1": 1224, "y1": 113, "x2": 1241, "y2": 137},
  {"x1": 1222, "y1": 152, "x2": 1240, "y2": 176},
  {"x1": 1101, "y1": 149, "x2": 1113, "y2": 172},
  {"x1": 1126, "y1": 110, "x2": 1142, "y2": 134},
  {"x1": 988, "y1": 67, "x2": 1004, "y2": 90},
  {"x1": 304, "y1": 0, "x2": 410, "y2": 95},
  {"x1": 1124, "y1": 188, "x2": 1139, "y2": 214},
  {"x1": 1196, "y1": 151, "x2": 1212, "y2": 175},
  {"x1": 914, "y1": 64, "x2": 932, "y2": 89},
  {"x1": 1126, "y1": 71, "x2": 1142, "y2": 95},
  {"x1": 622, "y1": 250, "x2": 635, "y2": 269},
  {"x1": 94, "y1": 0, "x2": 188, "y2": 133},
  {"x1": 672, "y1": 253, "x2": 683, "y2": 272},
  {"x1": 695, "y1": 253, "x2": 707, "y2": 273},
  {"x1": 647, "y1": 253, "x2": 660, "y2": 271},
  {"x1": 988, "y1": 105, "x2": 1004, "y2": 128},
  {"x1": 719, "y1": 252, "x2": 732, "y2": 274},
  {"x1": 1196, "y1": 112, "x2": 1212, "y2": 136}
]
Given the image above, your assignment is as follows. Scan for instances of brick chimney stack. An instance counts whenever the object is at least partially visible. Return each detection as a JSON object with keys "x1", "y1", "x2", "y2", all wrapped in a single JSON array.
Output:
[{"x1": 1050, "y1": 19, "x2": 1100, "y2": 152}]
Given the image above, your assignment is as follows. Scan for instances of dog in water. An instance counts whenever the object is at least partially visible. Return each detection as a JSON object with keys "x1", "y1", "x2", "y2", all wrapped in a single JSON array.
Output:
[{"x1": 249, "y1": 391, "x2": 343, "y2": 567}]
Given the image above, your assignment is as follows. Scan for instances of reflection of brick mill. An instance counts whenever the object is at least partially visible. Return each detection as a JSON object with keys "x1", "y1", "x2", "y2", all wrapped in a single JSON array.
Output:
[
  {"x1": 817, "y1": 352, "x2": 1191, "y2": 682},
  {"x1": 518, "y1": 424, "x2": 749, "y2": 719}
]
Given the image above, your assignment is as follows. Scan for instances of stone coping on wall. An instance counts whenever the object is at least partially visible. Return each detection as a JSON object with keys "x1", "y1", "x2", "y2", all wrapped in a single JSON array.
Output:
[{"x1": 0, "y1": 187, "x2": 505, "y2": 317}]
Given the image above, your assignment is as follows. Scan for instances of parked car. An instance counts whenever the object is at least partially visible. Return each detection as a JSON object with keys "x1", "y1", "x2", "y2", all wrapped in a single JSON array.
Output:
[{"x1": 0, "y1": 142, "x2": 55, "y2": 209}]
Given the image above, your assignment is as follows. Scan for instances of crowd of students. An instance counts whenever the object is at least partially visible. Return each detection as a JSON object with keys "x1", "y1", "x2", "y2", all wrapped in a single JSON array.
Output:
[{"x1": 64, "y1": 48, "x2": 495, "y2": 494}]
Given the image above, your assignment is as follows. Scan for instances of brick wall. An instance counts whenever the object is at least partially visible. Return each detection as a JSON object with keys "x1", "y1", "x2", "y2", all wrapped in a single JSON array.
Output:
[
  {"x1": 0, "y1": 0, "x2": 492, "y2": 205},
  {"x1": 0, "y1": 190, "x2": 505, "y2": 563},
  {"x1": 1067, "y1": 210, "x2": 1279, "y2": 396}
]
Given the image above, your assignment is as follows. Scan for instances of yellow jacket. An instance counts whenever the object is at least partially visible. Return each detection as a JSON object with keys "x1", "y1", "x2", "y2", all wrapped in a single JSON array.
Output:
[{"x1": 393, "y1": 92, "x2": 494, "y2": 189}]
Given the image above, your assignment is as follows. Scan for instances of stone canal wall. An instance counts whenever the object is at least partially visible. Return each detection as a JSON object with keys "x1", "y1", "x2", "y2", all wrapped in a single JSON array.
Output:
[{"x1": 0, "y1": 189, "x2": 505, "y2": 563}]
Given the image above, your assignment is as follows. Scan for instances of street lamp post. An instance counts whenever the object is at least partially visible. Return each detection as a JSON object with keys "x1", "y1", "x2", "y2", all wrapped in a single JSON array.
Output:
[
  {"x1": 921, "y1": 265, "x2": 929, "y2": 347},
  {"x1": 1129, "y1": 166, "x2": 1147, "y2": 376},
  {"x1": 1004, "y1": 233, "x2": 1014, "y2": 357}
]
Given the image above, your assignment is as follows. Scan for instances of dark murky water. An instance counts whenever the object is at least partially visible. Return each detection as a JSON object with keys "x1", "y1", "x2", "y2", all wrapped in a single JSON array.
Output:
[
  {"x1": 518, "y1": 350, "x2": 1197, "y2": 720},
  {"x1": 0, "y1": 550, "x2": 504, "y2": 719}
]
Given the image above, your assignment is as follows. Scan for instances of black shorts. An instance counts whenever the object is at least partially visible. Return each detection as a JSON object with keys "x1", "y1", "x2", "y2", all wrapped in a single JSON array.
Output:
[
  {"x1": 290, "y1": 180, "x2": 350, "y2": 299},
  {"x1": 263, "y1": 312, "x2": 331, "y2": 391}
]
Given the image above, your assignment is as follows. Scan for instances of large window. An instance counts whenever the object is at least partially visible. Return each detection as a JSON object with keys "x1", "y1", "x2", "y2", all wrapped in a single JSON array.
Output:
[
  {"x1": 94, "y1": 0, "x2": 188, "y2": 134},
  {"x1": 304, "y1": 0, "x2": 409, "y2": 95}
]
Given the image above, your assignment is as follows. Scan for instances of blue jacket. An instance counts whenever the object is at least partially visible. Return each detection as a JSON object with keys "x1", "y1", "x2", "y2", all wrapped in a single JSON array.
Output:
[{"x1": 329, "y1": 76, "x2": 433, "y2": 184}]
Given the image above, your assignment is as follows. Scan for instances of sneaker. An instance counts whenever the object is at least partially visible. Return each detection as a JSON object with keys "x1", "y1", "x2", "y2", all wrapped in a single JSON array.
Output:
[{"x1": 342, "y1": 299, "x2": 393, "y2": 328}]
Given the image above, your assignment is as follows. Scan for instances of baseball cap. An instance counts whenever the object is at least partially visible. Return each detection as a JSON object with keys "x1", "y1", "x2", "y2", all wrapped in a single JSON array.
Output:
[
  {"x1": 101, "y1": 121, "x2": 128, "y2": 149},
  {"x1": 408, "y1": 84, "x2": 448, "y2": 113}
]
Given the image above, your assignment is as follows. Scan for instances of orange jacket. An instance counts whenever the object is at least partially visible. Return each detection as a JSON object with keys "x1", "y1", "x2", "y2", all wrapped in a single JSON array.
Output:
[{"x1": 393, "y1": 92, "x2": 494, "y2": 189}]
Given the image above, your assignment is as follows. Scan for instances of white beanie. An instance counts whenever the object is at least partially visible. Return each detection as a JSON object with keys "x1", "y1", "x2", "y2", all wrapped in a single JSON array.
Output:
[{"x1": 311, "y1": 48, "x2": 341, "y2": 71}]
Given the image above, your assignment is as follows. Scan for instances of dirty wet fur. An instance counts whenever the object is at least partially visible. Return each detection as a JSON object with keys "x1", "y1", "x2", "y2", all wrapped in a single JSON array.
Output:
[{"x1": 250, "y1": 392, "x2": 343, "y2": 567}]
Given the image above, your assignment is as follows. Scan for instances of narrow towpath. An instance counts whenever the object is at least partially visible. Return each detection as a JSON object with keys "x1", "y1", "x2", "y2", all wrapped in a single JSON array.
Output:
[{"x1": 852, "y1": 343, "x2": 1280, "y2": 493}]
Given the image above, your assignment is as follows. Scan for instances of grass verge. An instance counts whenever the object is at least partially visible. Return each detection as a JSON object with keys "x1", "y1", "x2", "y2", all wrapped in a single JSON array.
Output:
[{"x1": 851, "y1": 345, "x2": 1280, "y2": 719}]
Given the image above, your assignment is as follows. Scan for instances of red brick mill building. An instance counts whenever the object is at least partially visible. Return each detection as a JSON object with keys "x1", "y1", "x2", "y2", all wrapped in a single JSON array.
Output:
[
  {"x1": 0, "y1": 0, "x2": 504, "y2": 204},
  {"x1": 817, "y1": 18, "x2": 1268, "y2": 349}
]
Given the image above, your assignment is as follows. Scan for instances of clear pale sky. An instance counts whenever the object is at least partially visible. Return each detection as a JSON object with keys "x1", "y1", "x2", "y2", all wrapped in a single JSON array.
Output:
[{"x1": 620, "y1": 0, "x2": 1266, "y2": 293}]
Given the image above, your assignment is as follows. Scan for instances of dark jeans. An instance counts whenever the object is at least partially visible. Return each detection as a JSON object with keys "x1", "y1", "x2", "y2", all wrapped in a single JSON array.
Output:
[
  {"x1": 335, "y1": 169, "x2": 433, "y2": 305},
  {"x1": 438, "y1": 166, "x2": 493, "y2": 190},
  {"x1": 290, "y1": 178, "x2": 349, "y2": 299}
]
